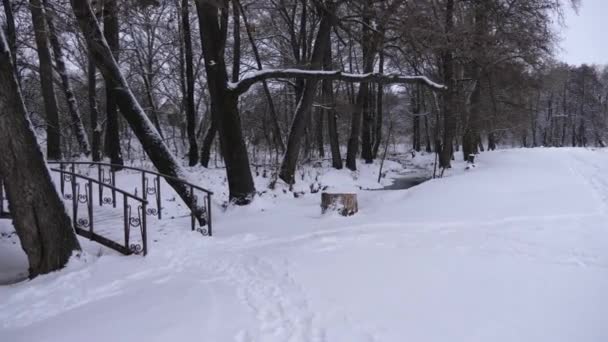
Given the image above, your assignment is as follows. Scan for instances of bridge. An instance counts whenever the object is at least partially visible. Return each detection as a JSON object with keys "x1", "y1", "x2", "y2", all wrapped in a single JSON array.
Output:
[{"x1": 0, "y1": 161, "x2": 213, "y2": 256}]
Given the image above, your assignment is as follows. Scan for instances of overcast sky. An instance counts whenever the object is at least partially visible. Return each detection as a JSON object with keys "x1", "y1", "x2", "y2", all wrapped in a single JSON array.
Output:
[{"x1": 559, "y1": 0, "x2": 606, "y2": 65}]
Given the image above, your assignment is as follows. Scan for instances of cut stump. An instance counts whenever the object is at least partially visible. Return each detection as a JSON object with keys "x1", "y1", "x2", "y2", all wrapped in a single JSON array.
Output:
[{"x1": 321, "y1": 192, "x2": 358, "y2": 216}]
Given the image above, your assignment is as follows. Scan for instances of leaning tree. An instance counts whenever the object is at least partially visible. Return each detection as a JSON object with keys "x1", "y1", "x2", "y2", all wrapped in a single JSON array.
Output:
[{"x1": 0, "y1": 30, "x2": 81, "y2": 278}]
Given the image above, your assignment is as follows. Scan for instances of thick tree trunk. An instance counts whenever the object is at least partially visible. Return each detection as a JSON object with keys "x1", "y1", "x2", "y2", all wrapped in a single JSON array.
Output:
[
  {"x1": 278, "y1": 1, "x2": 334, "y2": 184},
  {"x1": 181, "y1": 0, "x2": 198, "y2": 166},
  {"x1": 439, "y1": 0, "x2": 456, "y2": 168},
  {"x1": 43, "y1": 0, "x2": 91, "y2": 156},
  {"x1": 88, "y1": 55, "x2": 102, "y2": 161},
  {"x1": 102, "y1": 0, "x2": 123, "y2": 167},
  {"x1": 358, "y1": 0, "x2": 376, "y2": 165},
  {"x1": 194, "y1": 0, "x2": 255, "y2": 203},
  {"x1": 29, "y1": 0, "x2": 62, "y2": 160},
  {"x1": 71, "y1": 0, "x2": 204, "y2": 217},
  {"x1": 462, "y1": 0, "x2": 486, "y2": 161},
  {"x1": 319, "y1": 38, "x2": 342, "y2": 169},
  {"x1": 0, "y1": 31, "x2": 81, "y2": 278},
  {"x1": 315, "y1": 104, "x2": 325, "y2": 158}
]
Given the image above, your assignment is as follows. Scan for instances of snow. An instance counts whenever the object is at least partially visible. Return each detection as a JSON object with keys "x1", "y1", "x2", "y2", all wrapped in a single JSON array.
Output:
[{"x1": 1, "y1": 148, "x2": 608, "y2": 341}]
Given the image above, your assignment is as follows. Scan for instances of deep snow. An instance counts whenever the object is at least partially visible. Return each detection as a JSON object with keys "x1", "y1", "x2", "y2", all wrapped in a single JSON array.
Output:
[{"x1": 1, "y1": 148, "x2": 607, "y2": 341}]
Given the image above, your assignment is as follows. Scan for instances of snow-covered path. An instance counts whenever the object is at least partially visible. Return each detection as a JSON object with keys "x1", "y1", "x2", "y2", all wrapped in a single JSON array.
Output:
[{"x1": 1, "y1": 148, "x2": 608, "y2": 341}]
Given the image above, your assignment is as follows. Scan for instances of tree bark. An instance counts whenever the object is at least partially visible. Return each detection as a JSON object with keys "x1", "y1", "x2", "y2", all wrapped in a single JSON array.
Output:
[
  {"x1": 0, "y1": 31, "x2": 81, "y2": 278},
  {"x1": 102, "y1": 0, "x2": 123, "y2": 167},
  {"x1": 323, "y1": 38, "x2": 342, "y2": 169},
  {"x1": 88, "y1": 55, "x2": 102, "y2": 161},
  {"x1": 278, "y1": 1, "x2": 334, "y2": 184},
  {"x1": 199, "y1": 115, "x2": 217, "y2": 168},
  {"x1": 194, "y1": 0, "x2": 255, "y2": 203},
  {"x1": 43, "y1": 0, "x2": 91, "y2": 156},
  {"x1": 439, "y1": 0, "x2": 456, "y2": 168},
  {"x1": 71, "y1": 0, "x2": 204, "y2": 217},
  {"x1": 462, "y1": 0, "x2": 486, "y2": 161},
  {"x1": 2, "y1": 0, "x2": 17, "y2": 73},
  {"x1": 357, "y1": 0, "x2": 376, "y2": 165},
  {"x1": 29, "y1": 0, "x2": 62, "y2": 160},
  {"x1": 372, "y1": 50, "x2": 384, "y2": 158},
  {"x1": 181, "y1": 0, "x2": 198, "y2": 166}
]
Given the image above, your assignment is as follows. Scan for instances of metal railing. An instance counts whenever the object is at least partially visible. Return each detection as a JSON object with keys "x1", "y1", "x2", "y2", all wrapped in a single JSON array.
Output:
[
  {"x1": 51, "y1": 168, "x2": 149, "y2": 255},
  {"x1": 47, "y1": 161, "x2": 213, "y2": 236}
]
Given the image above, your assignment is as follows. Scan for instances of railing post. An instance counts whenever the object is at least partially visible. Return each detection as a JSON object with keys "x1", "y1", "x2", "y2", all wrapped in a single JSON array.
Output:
[
  {"x1": 190, "y1": 185, "x2": 195, "y2": 231},
  {"x1": 72, "y1": 177, "x2": 78, "y2": 229},
  {"x1": 142, "y1": 202, "x2": 148, "y2": 256},
  {"x1": 111, "y1": 169, "x2": 116, "y2": 208},
  {"x1": 59, "y1": 163, "x2": 65, "y2": 195},
  {"x1": 141, "y1": 172, "x2": 147, "y2": 203},
  {"x1": 207, "y1": 193, "x2": 213, "y2": 236},
  {"x1": 97, "y1": 165, "x2": 102, "y2": 206},
  {"x1": 156, "y1": 175, "x2": 161, "y2": 220},
  {"x1": 88, "y1": 179, "x2": 94, "y2": 236},
  {"x1": 123, "y1": 196, "x2": 129, "y2": 251}
]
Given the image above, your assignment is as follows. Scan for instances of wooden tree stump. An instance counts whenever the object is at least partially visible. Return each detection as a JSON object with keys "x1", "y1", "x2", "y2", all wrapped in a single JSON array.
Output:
[{"x1": 321, "y1": 192, "x2": 358, "y2": 216}]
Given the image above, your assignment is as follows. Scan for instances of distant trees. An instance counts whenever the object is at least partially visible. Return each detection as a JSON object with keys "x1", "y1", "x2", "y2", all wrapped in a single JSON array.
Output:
[{"x1": 0, "y1": 0, "x2": 589, "y2": 209}]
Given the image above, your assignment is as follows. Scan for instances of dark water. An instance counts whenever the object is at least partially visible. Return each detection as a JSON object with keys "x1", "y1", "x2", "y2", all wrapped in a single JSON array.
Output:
[{"x1": 381, "y1": 175, "x2": 430, "y2": 190}]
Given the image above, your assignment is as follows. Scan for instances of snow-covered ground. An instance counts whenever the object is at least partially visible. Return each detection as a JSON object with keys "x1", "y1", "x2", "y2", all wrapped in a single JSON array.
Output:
[{"x1": 1, "y1": 148, "x2": 608, "y2": 341}]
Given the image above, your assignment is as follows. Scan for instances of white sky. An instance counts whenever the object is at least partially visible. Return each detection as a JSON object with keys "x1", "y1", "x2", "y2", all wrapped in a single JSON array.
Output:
[{"x1": 559, "y1": 0, "x2": 607, "y2": 66}]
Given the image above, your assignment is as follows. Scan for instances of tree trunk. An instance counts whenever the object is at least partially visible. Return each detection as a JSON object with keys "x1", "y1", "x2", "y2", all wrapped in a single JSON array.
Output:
[
  {"x1": 199, "y1": 116, "x2": 217, "y2": 168},
  {"x1": 2, "y1": 0, "x2": 17, "y2": 73},
  {"x1": 102, "y1": 0, "x2": 123, "y2": 167},
  {"x1": 194, "y1": 0, "x2": 255, "y2": 203},
  {"x1": 88, "y1": 55, "x2": 102, "y2": 161},
  {"x1": 315, "y1": 103, "x2": 325, "y2": 158},
  {"x1": 439, "y1": 0, "x2": 456, "y2": 168},
  {"x1": 0, "y1": 31, "x2": 80, "y2": 278},
  {"x1": 323, "y1": 38, "x2": 342, "y2": 169},
  {"x1": 71, "y1": 0, "x2": 204, "y2": 217},
  {"x1": 358, "y1": 0, "x2": 376, "y2": 165},
  {"x1": 43, "y1": 0, "x2": 91, "y2": 156},
  {"x1": 412, "y1": 89, "x2": 421, "y2": 152},
  {"x1": 278, "y1": 1, "x2": 334, "y2": 184},
  {"x1": 29, "y1": 0, "x2": 62, "y2": 160},
  {"x1": 181, "y1": 0, "x2": 198, "y2": 166},
  {"x1": 372, "y1": 50, "x2": 384, "y2": 158}
]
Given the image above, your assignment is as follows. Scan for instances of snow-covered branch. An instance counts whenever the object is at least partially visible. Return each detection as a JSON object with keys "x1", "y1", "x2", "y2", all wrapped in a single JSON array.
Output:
[{"x1": 228, "y1": 69, "x2": 446, "y2": 95}]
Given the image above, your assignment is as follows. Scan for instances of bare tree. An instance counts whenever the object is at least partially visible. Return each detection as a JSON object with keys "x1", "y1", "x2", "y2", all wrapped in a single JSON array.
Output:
[{"x1": 0, "y1": 30, "x2": 81, "y2": 278}]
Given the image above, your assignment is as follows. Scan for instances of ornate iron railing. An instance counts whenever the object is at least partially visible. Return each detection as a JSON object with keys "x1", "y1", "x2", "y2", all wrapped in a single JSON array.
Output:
[
  {"x1": 47, "y1": 161, "x2": 213, "y2": 236},
  {"x1": 50, "y1": 168, "x2": 149, "y2": 255}
]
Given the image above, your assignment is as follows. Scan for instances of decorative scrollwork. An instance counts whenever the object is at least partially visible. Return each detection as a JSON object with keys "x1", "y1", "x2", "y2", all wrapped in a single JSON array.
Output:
[
  {"x1": 103, "y1": 177, "x2": 112, "y2": 184},
  {"x1": 146, "y1": 186, "x2": 157, "y2": 195},
  {"x1": 129, "y1": 216, "x2": 141, "y2": 227},
  {"x1": 78, "y1": 194, "x2": 89, "y2": 203},
  {"x1": 77, "y1": 218, "x2": 90, "y2": 228},
  {"x1": 63, "y1": 193, "x2": 73, "y2": 200},
  {"x1": 63, "y1": 174, "x2": 72, "y2": 182},
  {"x1": 146, "y1": 207, "x2": 158, "y2": 216},
  {"x1": 196, "y1": 227, "x2": 209, "y2": 236},
  {"x1": 129, "y1": 244, "x2": 143, "y2": 254},
  {"x1": 102, "y1": 197, "x2": 114, "y2": 205}
]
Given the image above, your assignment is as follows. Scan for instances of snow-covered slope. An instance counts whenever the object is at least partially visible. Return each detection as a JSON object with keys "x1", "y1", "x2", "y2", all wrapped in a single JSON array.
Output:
[{"x1": 1, "y1": 148, "x2": 607, "y2": 341}]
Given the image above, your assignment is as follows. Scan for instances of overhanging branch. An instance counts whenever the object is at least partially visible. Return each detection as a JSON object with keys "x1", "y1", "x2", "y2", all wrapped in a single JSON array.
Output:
[{"x1": 229, "y1": 69, "x2": 446, "y2": 95}]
